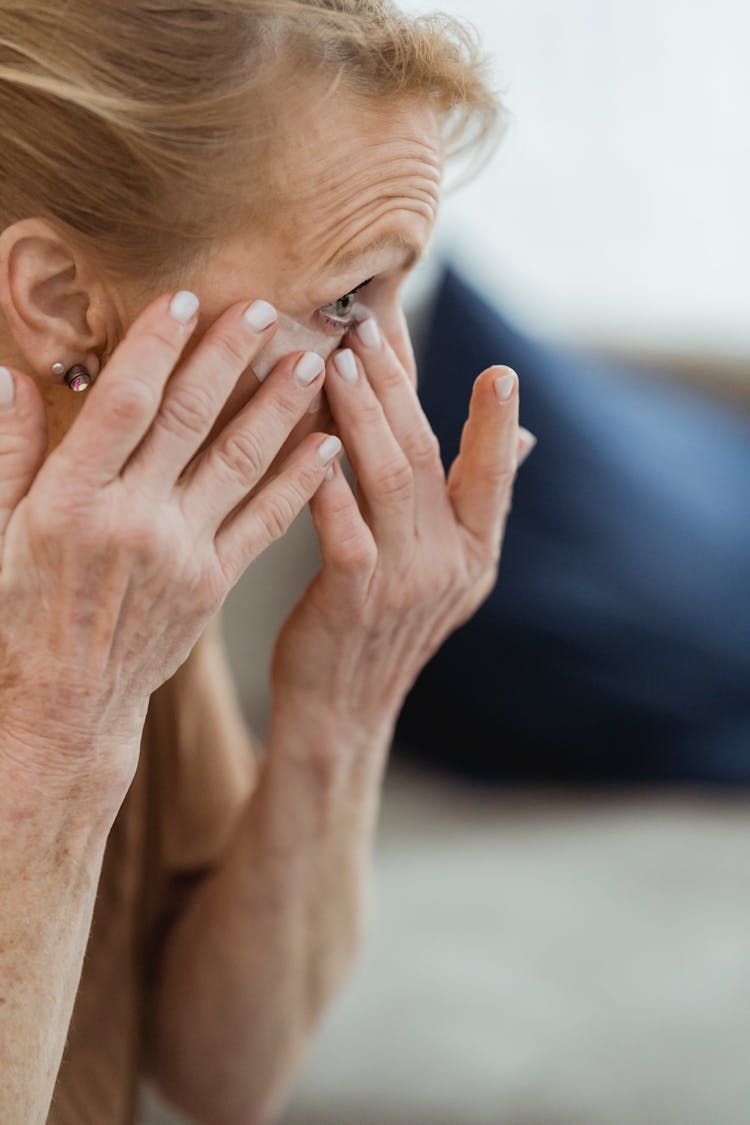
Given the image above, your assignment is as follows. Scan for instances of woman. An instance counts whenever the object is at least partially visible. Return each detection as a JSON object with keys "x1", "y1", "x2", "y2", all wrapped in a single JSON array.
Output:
[{"x1": 0, "y1": 2, "x2": 535, "y2": 1122}]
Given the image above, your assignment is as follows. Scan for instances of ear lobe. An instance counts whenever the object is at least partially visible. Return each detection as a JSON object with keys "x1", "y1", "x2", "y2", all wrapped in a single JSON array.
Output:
[{"x1": 0, "y1": 218, "x2": 101, "y2": 376}]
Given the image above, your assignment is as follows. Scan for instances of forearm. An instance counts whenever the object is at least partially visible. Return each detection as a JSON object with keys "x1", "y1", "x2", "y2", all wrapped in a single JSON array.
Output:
[
  {"x1": 146, "y1": 703, "x2": 394, "y2": 1125},
  {"x1": 0, "y1": 752, "x2": 114, "y2": 1125}
]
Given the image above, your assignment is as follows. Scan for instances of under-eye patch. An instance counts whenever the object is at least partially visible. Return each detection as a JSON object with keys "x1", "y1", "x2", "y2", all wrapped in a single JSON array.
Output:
[{"x1": 252, "y1": 302, "x2": 373, "y2": 382}]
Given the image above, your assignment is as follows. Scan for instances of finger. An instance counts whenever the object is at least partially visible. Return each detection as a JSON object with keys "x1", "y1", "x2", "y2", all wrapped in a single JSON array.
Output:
[
  {"x1": 122, "y1": 298, "x2": 279, "y2": 498},
  {"x1": 0, "y1": 366, "x2": 48, "y2": 558},
  {"x1": 178, "y1": 349, "x2": 326, "y2": 538},
  {"x1": 307, "y1": 457, "x2": 377, "y2": 586},
  {"x1": 51, "y1": 290, "x2": 201, "y2": 488},
  {"x1": 324, "y1": 347, "x2": 416, "y2": 552},
  {"x1": 214, "y1": 430, "x2": 343, "y2": 588},
  {"x1": 347, "y1": 314, "x2": 447, "y2": 531},
  {"x1": 447, "y1": 366, "x2": 520, "y2": 551}
]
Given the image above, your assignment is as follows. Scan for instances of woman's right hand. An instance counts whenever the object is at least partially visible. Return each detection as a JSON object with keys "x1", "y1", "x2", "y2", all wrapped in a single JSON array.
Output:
[{"x1": 0, "y1": 289, "x2": 341, "y2": 812}]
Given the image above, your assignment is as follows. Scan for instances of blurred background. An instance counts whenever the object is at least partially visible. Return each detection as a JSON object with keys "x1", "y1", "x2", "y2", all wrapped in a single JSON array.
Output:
[{"x1": 143, "y1": 1, "x2": 750, "y2": 1122}]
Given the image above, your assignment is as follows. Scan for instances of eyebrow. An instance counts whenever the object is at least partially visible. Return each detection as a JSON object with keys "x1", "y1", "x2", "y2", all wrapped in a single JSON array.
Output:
[{"x1": 324, "y1": 230, "x2": 426, "y2": 277}]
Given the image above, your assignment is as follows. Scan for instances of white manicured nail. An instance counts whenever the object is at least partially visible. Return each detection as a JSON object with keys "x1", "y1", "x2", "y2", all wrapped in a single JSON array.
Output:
[
  {"x1": 494, "y1": 370, "x2": 517, "y2": 402},
  {"x1": 357, "y1": 317, "x2": 381, "y2": 349},
  {"x1": 318, "y1": 435, "x2": 342, "y2": 464},
  {"x1": 0, "y1": 366, "x2": 14, "y2": 408},
  {"x1": 518, "y1": 425, "x2": 538, "y2": 452},
  {"x1": 169, "y1": 290, "x2": 200, "y2": 324},
  {"x1": 295, "y1": 352, "x2": 325, "y2": 386},
  {"x1": 307, "y1": 390, "x2": 323, "y2": 414},
  {"x1": 334, "y1": 349, "x2": 359, "y2": 384},
  {"x1": 243, "y1": 300, "x2": 277, "y2": 332}
]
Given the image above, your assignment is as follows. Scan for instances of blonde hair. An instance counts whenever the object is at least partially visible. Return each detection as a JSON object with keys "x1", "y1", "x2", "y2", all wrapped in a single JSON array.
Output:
[{"x1": 0, "y1": 0, "x2": 504, "y2": 289}]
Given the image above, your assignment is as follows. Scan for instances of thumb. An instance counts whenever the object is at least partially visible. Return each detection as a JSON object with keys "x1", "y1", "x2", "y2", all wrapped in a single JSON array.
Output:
[{"x1": 0, "y1": 365, "x2": 49, "y2": 555}]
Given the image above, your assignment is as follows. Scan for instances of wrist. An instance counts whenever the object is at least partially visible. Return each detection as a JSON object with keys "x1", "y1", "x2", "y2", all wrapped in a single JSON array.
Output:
[
  {"x1": 0, "y1": 751, "x2": 115, "y2": 859},
  {"x1": 266, "y1": 690, "x2": 396, "y2": 778},
  {"x1": 259, "y1": 694, "x2": 395, "y2": 865},
  {"x1": 268, "y1": 681, "x2": 398, "y2": 748},
  {"x1": 0, "y1": 704, "x2": 147, "y2": 835}
]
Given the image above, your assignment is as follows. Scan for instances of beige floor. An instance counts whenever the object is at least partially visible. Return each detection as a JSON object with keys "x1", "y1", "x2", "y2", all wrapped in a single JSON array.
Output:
[{"x1": 140, "y1": 758, "x2": 750, "y2": 1125}]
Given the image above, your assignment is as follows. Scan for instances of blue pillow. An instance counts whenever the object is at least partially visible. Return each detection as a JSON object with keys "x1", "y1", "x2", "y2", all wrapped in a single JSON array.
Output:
[{"x1": 395, "y1": 266, "x2": 750, "y2": 782}]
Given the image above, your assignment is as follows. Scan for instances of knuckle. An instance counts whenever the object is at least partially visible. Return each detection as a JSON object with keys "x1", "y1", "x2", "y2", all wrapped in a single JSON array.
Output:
[
  {"x1": 211, "y1": 328, "x2": 251, "y2": 370},
  {"x1": 294, "y1": 459, "x2": 325, "y2": 498},
  {"x1": 257, "y1": 490, "x2": 299, "y2": 544},
  {"x1": 120, "y1": 513, "x2": 167, "y2": 565},
  {"x1": 157, "y1": 383, "x2": 214, "y2": 439},
  {"x1": 379, "y1": 361, "x2": 407, "y2": 392},
  {"x1": 406, "y1": 428, "x2": 441, "y2": 470},
  {"x1": 27, "y1": 495, "x2": 76, "y2": 547},
  {"x1": 271, "y1": 385, "x2": 305, "y2": 425},
  {"x1": 331, "y1": 527, "x2": 376, "y2": 573},
  {"x1": 144, "y1": 325, "x2": 184, "y2": 360},
  {"x1": 142, "y1": 324, "x2": 186, "y2": 366},
  {"x1": 257, "y1": 388, "x2": 302, "y2": 439},
  {"x1": 376, "y1": 455, "x2": 414, "y2": 504},
  {"x1": 483, "y1": 461, "x2": 517, "y2": 489},
  {"x1": 107, "y1": 380, "x2": 158, "y2": 425},
  {"x1": 32, "y1": 475, "x2": 99, "y2": 537},
  {"x1": 356, "y1": 398, "x2": 386, "y2": 428},
  {"x1": 213, "y1": 427, "x2": 266, "y2": 486}
]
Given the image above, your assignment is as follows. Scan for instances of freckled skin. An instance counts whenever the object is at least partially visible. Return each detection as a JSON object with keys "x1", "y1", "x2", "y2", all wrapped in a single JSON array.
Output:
[{"x1": 29, "y1": 95, "x2": 444, "y2": 471}]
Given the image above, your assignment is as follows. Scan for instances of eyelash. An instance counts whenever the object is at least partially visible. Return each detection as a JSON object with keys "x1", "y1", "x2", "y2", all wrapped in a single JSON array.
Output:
[{"x1": 319, "y1": 277, "x2": 374, "y2": 331}]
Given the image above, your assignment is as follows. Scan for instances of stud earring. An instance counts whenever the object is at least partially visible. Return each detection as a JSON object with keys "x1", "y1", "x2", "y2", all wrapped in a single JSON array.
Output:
[{"x1": 51, "y1": 361, "x2": 93, "y2": 393}]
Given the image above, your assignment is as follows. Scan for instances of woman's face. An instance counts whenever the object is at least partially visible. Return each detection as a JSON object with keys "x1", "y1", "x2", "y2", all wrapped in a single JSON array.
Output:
[{"x1": 179, "y1": 94, "x2": 444, "y2": 470}]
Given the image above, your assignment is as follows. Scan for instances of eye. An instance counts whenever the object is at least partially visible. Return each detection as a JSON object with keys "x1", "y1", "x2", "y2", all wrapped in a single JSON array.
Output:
[{"x1": 319, "y1": 277, "x2": 374, "y2": 331}]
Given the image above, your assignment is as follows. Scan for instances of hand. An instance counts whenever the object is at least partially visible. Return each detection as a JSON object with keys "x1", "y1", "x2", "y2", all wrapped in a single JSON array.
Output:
[
  {"x1": 269, "y1": 314, "x2": 536, "y2": 747},
  {"x1": 0, "y1": 292, "x2": 342, "y2": 808}
]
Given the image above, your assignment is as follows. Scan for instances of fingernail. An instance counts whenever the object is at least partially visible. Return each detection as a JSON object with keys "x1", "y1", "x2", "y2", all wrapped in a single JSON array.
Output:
[
  {"x1": 518, "y1": 425, "x2": 538, "y2": 453},
  {"x1": 295, "y1": 352, "x2": 325, "y2": 386},
  {"x1": 243, "y1": 299, "x2": 277, "y2": 333},
  {"x1": 333, "y1": 349, "x2": 359, "y2": 384},
  {"x1": 494, "y1": 369, "x2": 518, "y2": 402},
  {"x1": 357, "y1": 317, "x2": 381, "y2": 349},
  {"x1": 169, "y1": 290, "x2": 200, "y2": 324},
  {"x1": 307, "y1": 390, "x2": 323, "y2": 414},
  {"x1": 0, "y1": 366, "x2": 14, "y2": 409},
  {"x1": 318, "y1": 434, "x2": 342, "y2": 464}
]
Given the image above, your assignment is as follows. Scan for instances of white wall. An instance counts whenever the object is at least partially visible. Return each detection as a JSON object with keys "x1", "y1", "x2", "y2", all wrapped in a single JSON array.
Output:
[{"x1": 400, "y1": 0, "x2": 750, "y2": 357}]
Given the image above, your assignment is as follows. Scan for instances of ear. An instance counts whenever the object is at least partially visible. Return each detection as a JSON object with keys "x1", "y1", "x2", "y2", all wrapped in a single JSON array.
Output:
[{"x1": 0, "y1": 217, "x2": 112, "y2": 386}]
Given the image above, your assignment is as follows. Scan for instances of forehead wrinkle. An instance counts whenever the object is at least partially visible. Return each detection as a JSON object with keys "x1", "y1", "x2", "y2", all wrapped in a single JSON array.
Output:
[
  {"x1": 289, "y1": 156, "x2": 441, "y2": 269},
  {"x1": 316, "y1": 180, "x2": 438, "y2": 245},
  {"x1": 308, "y1": 146, "x2": 441, "y2": 213},
  {"x1": 314, "y1": 199, "x2": 436, "y2": 275},
  {"x1": 300, "y1": 130, "x2": 442, "y2": 192},
  {"x1": 288, "y1": 132, "x2": 442, "y2": 221}
]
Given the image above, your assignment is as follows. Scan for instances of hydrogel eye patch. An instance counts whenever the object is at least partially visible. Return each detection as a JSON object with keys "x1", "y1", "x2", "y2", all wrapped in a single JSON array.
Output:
[{"x1": 251, "y1": 303, "x2": 373, "y2": 381}]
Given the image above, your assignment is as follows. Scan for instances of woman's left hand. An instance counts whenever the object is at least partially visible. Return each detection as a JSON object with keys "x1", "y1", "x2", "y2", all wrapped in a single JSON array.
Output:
[{"x1": 269, "y1": 314, "x2": 536, "y2": 746}]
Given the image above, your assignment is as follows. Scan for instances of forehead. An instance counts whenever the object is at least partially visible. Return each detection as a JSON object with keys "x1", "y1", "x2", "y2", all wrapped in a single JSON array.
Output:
[{"x1": 269, "y1": 94, "x2": 444, "y2": 285}]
